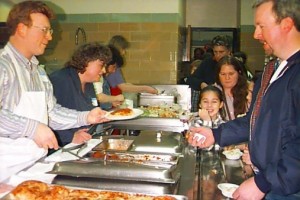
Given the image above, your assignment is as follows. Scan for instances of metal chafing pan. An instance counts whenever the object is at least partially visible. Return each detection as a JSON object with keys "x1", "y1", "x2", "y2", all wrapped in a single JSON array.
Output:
[
  {"x1": 48, "y1": 159, "x2": 181, "y2": 184},
  {"x1": 52, "y1": 176, "x2": 179, "y2": 195},
  {"x1": 130, "y1": 131, "x2": 184, "y2": 155},
  {"x1": 87, "y1": 151, "x2": 180, "y2": 167},
  {"x1": 138, "y1": 93, "x2": 176, "y2": 106},
  {"x1": 97, "y1": 132, "x2": 184, "y2": 155},
  {"x1": 93, "y1": 138, "x2": 134, "y2": 151}
]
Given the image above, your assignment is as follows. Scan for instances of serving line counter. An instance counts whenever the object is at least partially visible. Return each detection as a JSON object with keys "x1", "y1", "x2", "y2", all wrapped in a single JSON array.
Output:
[
  {"x1": 2, "y1": 83, "x2": 249, "y2": 199},
  {"x1": 106, "y1": 117, "x2": 187, "y2": 133},
  {"x1": 50, "y1": 132, "x2": 247, "y2": 200},
  {"x1": 1, "y1": 132, "x2": 248, "y2": 200}
]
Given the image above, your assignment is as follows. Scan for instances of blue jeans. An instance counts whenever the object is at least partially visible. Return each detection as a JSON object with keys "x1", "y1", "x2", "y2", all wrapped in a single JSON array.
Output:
[{"x1": 265, "y1": 191, "x2": 300, "y2": 200}]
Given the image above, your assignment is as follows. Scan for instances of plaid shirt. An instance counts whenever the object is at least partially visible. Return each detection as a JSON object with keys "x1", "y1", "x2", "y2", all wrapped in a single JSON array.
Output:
[
  {"x1": 195, "y1": 114, "x2": 225, "y2": 129},
  {"x1": 191, "y1": 89, "x2": 200, "y2": 112}
]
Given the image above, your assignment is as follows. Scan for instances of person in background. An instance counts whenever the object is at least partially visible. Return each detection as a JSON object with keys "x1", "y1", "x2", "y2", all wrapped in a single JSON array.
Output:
[
  {"x1": 180, "y1": 59, "x2": 202, "y2": 112},
  {"x1": 215, "y1": 55, "x2": 250, "y2": 120},
  {"x1": 188, "y1": 0, "x2": 300, "y2": 199},
  {"x1": 186, "y1": 35, "x2": 232, "y2": 91},
  {"x1": 0, "y1": 1, "x2": 108, "y2": 183},
  {"x1": 193, "y1": 47, "x2": 205, "y2": 61},
  {"x1": 233, "y1": 51, "x2": 254, "y2": 81},
  {"x1": 203, "y1": 44, "x2": 214, "y2": 59},
  {"x1": 93, "y1": 45, "x2": 125, "y2": 111},
  {"x1": 106, "y1": 35, "x2": 157, "y2": 96},
  {"x1": 49, "y1": 42, "x2": 111, "y2": 146}
]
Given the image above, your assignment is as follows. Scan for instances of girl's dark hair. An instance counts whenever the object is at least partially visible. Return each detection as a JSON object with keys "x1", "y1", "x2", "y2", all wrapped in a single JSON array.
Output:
[
  {"x1": 215, "y1": 55, "x2": 249, "y2": 117},
  {"x1": 107, "y1": 45, "x2": 124, "y2": 67},
  {"x1": 200, "y1": 85, "x2": 226, "y2": 120},
  {"x1": 65, "y1": 42, "x2": 111, "y2": 73},
  {"x1": 7, "y1": 1, "x2": 55, "y2": 35}
]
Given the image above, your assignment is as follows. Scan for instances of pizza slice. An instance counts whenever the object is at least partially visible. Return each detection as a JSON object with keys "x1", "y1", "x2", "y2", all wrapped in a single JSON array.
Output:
[{"x1": 110, "y1": 108, "x2": 134, "y2": 116}]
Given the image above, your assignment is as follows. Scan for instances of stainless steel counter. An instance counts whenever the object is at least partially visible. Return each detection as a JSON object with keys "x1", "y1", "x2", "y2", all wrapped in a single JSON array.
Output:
[
  {"x1": 52, "y1": 145, "x2": 248, "y2": 200},
  {"x1": 196, "y1": 148, "x2": 248, "y2": 200},
  {"x1": 106, "y1": 117, "x2": 187, "y2": 133}
]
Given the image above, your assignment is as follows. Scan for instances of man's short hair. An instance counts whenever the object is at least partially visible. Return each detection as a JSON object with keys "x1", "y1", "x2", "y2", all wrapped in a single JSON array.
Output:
[{"x1": 211, "y1": 35, "x2": 232, "y2": 50}]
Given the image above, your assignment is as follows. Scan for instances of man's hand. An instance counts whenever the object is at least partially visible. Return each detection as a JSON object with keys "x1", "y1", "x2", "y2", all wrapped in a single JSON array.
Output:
[
  {"x1": 232, "y1": 177, "x2": 265, "y2": 200},
  {"x1": 72, "y1": 128, "x2": 91, "y2": 144},
  {"x1": 87, "y1": 107, "x2": 110, "y2": 124},
  {"x1": 33, "y1": 123, "x2": 59, "y2": 150},
  {"x1": 187, "y1": 126, "x2": 215, "y2": 148}
]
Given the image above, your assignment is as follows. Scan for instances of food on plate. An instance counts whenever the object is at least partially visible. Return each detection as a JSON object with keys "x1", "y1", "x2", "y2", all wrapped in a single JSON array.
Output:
[
  {"x1": 110, "y1": 108, "x2": 134, "y2": 116},
  {"x1": 140, "y1": 105, "x2": 182, "y2": 118},
  {"x1": 9, "y1": 180, "x2": 176, "y2": 200}
]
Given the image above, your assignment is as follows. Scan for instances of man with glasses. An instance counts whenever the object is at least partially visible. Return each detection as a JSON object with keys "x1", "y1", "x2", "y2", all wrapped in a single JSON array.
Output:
[{"x1": 0, "y1": 1, "x2": 109, "y2": 182}]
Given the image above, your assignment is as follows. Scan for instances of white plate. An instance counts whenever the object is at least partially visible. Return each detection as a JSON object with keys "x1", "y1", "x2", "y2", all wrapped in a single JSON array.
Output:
[
  {"x1": 106, "y1": 108, "x2": 144, "y2": 120},
  {"x1": 222, "y1": 149, "x2": 243, "y2": 160},
  {"x1": 218, "y1": 183, "x2": 239, "y2": 198}
]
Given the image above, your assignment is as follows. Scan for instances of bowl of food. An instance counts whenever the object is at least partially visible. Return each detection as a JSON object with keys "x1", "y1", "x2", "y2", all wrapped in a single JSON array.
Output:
[{"x1": 222, "y1": 148, "x2": 243, "y2": 160}]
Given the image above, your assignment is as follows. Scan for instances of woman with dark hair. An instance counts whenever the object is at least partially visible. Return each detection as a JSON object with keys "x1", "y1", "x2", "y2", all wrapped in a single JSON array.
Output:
[
  {"x1": 49, "y1": 42, "x2": 111, "y2": 146},
  {"x1": 215, "y1": 55, "x2": 250, "y2": 120}
]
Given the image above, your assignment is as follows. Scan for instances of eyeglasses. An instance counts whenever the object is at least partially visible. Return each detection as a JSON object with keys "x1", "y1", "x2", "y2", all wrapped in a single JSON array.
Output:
[{"x1": 32, "y1": 25, "x2": 53, "y2": 35}]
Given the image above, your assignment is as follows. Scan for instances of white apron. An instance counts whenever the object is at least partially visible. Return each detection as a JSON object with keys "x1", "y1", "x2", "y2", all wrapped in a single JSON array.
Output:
[
  {"x1": 4, "y1": 46, "x2": 48, "y2": 124},
  {"x1": 0, "y1": 46, "x2": 47, "y2": 182}
]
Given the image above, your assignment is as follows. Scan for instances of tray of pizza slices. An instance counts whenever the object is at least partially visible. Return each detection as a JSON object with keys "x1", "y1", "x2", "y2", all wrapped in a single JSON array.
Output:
[
  {"x1": 47, "y1": 157, "x2": 182, "y2": 184},
  {"x1": 2, "y1": 180, "x2": 187, "y2": 200}
]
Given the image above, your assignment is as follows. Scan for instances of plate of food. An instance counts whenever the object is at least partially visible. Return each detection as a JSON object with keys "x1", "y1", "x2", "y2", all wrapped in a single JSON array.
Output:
[
  {"x1": 105, "y1": 108, "x2": 143, "y2": 120},
  {"x1": 217, "y1": 183, "x2": 239, "y2": 198}
]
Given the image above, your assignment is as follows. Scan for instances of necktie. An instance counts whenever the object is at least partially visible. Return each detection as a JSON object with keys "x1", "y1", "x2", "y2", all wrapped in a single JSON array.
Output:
[{"x1": 250, "y1": 59, "x2": 278, "y2": 139}]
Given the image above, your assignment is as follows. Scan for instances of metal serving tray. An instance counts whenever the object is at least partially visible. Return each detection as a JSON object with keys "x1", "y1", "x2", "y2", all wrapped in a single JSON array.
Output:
[
  {"x1": 48, "y1": 159, "x2": 181, "y2": 184},
  {"x1": 138, "y1": 93, "x2": 176, "y2": 106},
  {"x1": 130, "y1": 131, "x2": 184, "y2": 155},
  {"x1": 52, "y1": 176, "x2": 179, "y2": 195},
  {"x1": 87, "y1": 151, "x2": 180, "y2": 166},
  {"x1": 93, "y1": 138, "x2": 134, "y2": 151}
]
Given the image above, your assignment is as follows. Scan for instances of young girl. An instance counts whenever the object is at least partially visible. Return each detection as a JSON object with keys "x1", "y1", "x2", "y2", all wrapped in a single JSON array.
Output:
[
  {"x1": 197, "y1": 85, "x2": 225, "y2": 129},
  {"x1": 191, "y1": 85, "x2": 225, "y2": 151}
]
